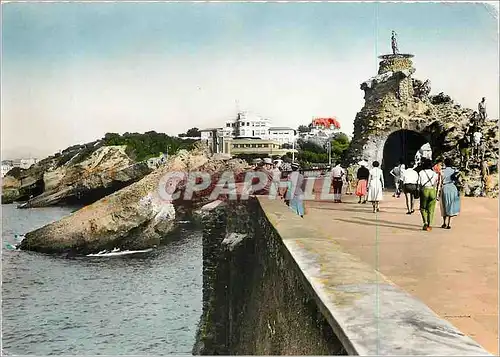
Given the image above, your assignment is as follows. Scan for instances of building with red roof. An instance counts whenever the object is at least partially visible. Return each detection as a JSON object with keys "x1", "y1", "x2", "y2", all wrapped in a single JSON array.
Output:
[{"x1": 311, "y1": 117, "x2": 341, "y2": 130}]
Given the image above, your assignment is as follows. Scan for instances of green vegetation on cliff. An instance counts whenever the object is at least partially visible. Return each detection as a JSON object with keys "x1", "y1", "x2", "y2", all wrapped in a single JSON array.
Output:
[
  {"x1": 103, "y1": 131, "x2": 197, "y2": 161},
  {"x1": 296, "y1": 132, "x2": 350, "y2": 167}
]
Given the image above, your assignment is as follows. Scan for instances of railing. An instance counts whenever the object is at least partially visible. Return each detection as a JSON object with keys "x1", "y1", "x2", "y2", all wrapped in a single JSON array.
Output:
[{"x1": 280, "y1": 168, "x2": 330, "y2": 178}]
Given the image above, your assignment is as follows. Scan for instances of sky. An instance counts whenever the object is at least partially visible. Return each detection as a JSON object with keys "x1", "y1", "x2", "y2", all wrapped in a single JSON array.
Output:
[{"x1": 2, "y1": 1, "x2": 499, "y2": 159}]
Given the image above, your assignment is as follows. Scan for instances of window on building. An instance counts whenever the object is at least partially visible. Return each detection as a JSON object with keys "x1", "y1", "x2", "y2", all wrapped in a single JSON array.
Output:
[
  {"x1": 226, "y1": 123, "x2": 230, "y2": 127},
  {"x1": 246, "y1": 122, "x2": 250, "y2": 126}
]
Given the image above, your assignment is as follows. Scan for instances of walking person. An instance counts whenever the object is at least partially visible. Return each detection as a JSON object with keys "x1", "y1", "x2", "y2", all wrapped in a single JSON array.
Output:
[
  {"x1": 389, "y1": 159, "x2": 405, "y2": 198},
  {"x1": 402, "y1": 161, "x2": 419, "y2": 214},
  {"x1": 439, "y1": 158, "x2": 461, "y2": 229},
  {"x1": 345, "y1": 164, "x2": 357, "y2": 195},
  {"x1": 285, "y1": 162, "x2": 306, "y2": 218},
  {"x1": 472, "y1": 129, "x2": 483, "y2": 160},
  {"x1": 433, "y1": 159, "x2": 443, "y2": 181},
  {"x1": 252, "y1": 158, "x2": 275, "y2": 196},
  {"x1": 414, "y1": 151, "x2": 422, "y2": 168},
  {"x1": 418, "y1": 158, "x2": 440, "y2": 231},
  {"x1": 271, "y1": 159, "x2": 282, "y2": 179},
  {"x1": 280, "y1": 156, "x2": 292, "y2": 172},
  {"x1": 367, "y1": 161, "x2": 384, "y2": 213},
  {"x1": 331, "y1": 162, "x2": 345, "y2": 203},
  {"x1": 355, "y1": 160, "x2": 369, "y2": 204}
]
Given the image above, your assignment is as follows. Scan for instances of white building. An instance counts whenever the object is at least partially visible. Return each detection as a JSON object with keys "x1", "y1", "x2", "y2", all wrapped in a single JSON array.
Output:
[
  {"x1": 221, "y1": 111, "x2": 273, "y2": 139},
  {"x1": 1, "y1": 158, "x2": 38, "y2": 176},
  {"x1": 200, "y1": 128, "x2": 228, "y2": 154},
  {"x1": 146, "y1": 153, "x2": 168, "y2": 169},
  {"x1": 298, "y1": 117, "x2": 341, "y2": 145},
  {"x1": 200, "y1": 111, "x2": 298, "y2": 156},
  {"x1": 206, "y1": 111, "x2": 296, "y2": 143},
  {"x1": 1, "y1": 161, "x2": 14, "y2": 177},
  {"x1": 268, "y1": 127, "x2": 297, "y2": 145},
  {"x1": 20, "y1": 158, "x2": 38, "y2": 170}
]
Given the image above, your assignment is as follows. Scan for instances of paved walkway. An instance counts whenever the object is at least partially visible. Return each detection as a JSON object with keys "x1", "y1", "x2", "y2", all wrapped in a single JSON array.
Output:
[{"x1": 303, "y1": 192, "x2": 498, "y2": 354}]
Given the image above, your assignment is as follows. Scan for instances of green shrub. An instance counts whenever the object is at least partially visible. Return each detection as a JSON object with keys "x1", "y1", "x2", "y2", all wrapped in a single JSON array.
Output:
[{"x1": 102, "y1": 131, "x2": 196, "y2": 162}]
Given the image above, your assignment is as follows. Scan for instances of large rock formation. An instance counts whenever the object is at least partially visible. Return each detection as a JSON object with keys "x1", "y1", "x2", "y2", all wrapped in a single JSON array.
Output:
[
  {"x1": 2, "y1": 173, "x2": 23, "y2": 204},
  {"x1": 2, "y1": 140, "x2": 152, "y2": 206},
  {"x1": 19, "y1": 143, "x2": 249, "y2": 255},
  {"x1": 346, "y1": 53, "x2": 498, "y2": 197}
]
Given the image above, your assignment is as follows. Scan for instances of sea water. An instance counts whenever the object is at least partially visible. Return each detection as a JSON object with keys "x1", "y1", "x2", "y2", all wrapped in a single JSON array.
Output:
[{"x1": 2, "y1": 204, "x2": 202, "y2": 355}]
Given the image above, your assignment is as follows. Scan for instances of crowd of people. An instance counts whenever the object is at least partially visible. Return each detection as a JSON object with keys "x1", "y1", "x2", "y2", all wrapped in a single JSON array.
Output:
[
  {"x1": 248, "y1": 155, "x2": 462, "y2": 231},
  {"x1": 353, "y1": 157, "x2": 462, "y2": 231},
  {"x1": 249, "y1": 157, "x2": 306, "y2": 218}
]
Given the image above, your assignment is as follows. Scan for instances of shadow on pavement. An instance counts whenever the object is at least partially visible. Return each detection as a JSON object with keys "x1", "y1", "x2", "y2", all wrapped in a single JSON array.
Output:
[{"x1": 335, "y1": 218, "x2": 422, "y2": 232}]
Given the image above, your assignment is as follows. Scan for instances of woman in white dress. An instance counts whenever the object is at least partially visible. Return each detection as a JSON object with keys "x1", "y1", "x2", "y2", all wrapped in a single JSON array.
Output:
[{"x1": 367, "y1": 161, "x2": 384, "y2": 213}]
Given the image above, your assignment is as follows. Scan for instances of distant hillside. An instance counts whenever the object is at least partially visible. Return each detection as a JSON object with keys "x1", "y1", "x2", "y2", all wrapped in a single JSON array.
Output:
[
  {"x1": 103, "y1": 131, "x2": 197, "y2": 162},
  {"x1": 2, "y1": 131, "x2": 198, "y2": 207}
]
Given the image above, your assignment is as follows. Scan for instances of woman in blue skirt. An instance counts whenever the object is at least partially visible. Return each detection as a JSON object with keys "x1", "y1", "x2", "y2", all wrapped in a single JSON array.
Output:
[
  {"x1": 286, "y1": 163, "x2": 305, "y2": 218},
  {"x1": 440, "y1": 158, "x2": 461, "y2": 229}
]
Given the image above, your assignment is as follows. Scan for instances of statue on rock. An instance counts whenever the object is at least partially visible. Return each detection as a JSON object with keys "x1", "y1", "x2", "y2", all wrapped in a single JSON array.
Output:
[
  {"x1": 478, "y1": 97, "x2": 487, "y2": 121},
  {"x1": 391, "y1": 31, "x2": 399, "y2": 55}
]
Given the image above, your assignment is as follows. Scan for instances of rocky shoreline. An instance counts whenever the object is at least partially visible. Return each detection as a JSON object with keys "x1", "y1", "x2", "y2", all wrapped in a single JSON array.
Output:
[
  {"x1": 18, "y1": 143, "x2": 249, "y2": 255},
  {"x1": 2, "y1": 141, "x2": 153, "y2": 206}
]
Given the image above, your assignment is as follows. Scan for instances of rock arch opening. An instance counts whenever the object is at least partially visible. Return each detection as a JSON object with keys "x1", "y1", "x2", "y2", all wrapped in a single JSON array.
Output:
[{"x1": 382, "y1": 129, "x2": 429, "y2": 187}]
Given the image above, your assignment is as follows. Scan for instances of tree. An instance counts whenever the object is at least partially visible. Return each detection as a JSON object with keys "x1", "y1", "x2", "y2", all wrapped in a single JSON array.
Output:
[
  {"x1": 103, "y1": 132, "x2": 121, "y2": 145},
  {"x1": 329, "y1": 132, "x2": 350, "y2": 162},
  {"x1": 102, "y1": 131, "x2": 196, "y2": 162},
  {"x1": 298, "y1": 125, "x2": 311, "y2": 133},
  {"x1": 186, "y1": 127, "x2": 201, "y2": 137},
  {"x1": 297, "y1": 139, "x2": 325, "y2": 154}
]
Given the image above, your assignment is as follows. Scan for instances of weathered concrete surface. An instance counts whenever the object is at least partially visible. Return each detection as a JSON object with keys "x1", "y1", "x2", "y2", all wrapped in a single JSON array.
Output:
[
  {"x1": 195, "y1": 192, "x2": 492, "y2": 355},
  {"x1": 302, "y1": 193, "x2": 498, "y2": 355},
  {"x1": 259, "y1": 197, "x2": 491, "y2": 355}
]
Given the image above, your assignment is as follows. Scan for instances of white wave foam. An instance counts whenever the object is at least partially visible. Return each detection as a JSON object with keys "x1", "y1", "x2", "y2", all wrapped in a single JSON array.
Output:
[
  {"x1": 4, "y1": 242, "x2": 19, "y2": 251},
  {"x1": 86, "y1": 248, "x2": 153, "y2": 257}
]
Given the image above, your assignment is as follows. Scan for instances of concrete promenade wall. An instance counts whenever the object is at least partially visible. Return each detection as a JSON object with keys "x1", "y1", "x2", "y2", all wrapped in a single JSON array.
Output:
[{"x1": 192, "y1": 196, "x2": 491, "y2": 355}]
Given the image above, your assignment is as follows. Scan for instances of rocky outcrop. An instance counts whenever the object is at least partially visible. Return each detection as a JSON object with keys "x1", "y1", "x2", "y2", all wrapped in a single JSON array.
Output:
[
  {"x1": 19, "y1": 146, "x2": 152, "y2": 208},
  {"x1": 1, "y1": 140, "x2": 153, "y2": 206},
  {"x1": 19, "y1": 143, "x2": 249, "y2": 255},
  {"x1": 1, "y1": 175, "x2": 22, "y2": 204},
  {"x1": 346, "y1": 54, "x2": 498, "y2": 197}
]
